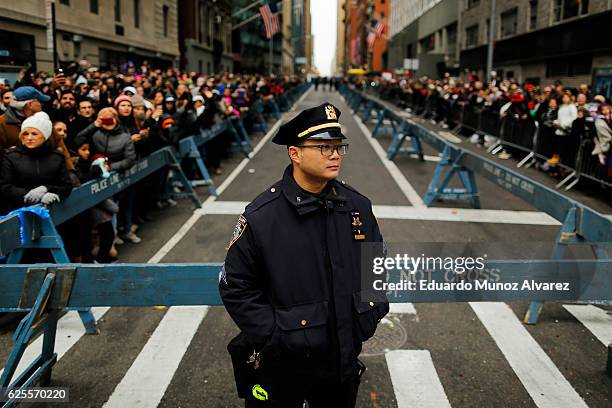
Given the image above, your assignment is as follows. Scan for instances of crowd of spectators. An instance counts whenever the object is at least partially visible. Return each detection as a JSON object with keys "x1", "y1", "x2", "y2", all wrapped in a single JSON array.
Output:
[
  {"x1": 363, "y1": 73, "x2": 612, "y2": 180},
  {"x1": 0, "y1": 60, "x2": 303, "y2": 263}
]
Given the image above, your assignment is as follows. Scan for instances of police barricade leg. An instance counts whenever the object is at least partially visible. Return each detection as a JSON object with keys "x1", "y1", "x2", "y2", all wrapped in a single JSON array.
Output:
[
  {"x1": 228, "y1": 118, "x2": 252, "y2": 158},
  {"x1": 517, "y1": 123, "x2": 539, "y2": 169},
  {"x1": 166, "y1": 149, "x2": 203, "y2": 208},
  {"x1": 3, "y1": 210, "x2": 99, "y2": 335},
  {"x1": 423, "y1": 146, "x2": 480, "y2": 208},
  {"x1": 386, "y1": 120, "x2": 424, "y2": 162},
  {"x1": 177, "y1": 136, "x2": 218, "y2": 196},
  {"x1": 253, "y1": 101, "x2": 268, "y2": 133},
  {"x1": 362, "y1": 100, "x2": 375, "y2": 123},
  {"x1": 232, "y1": 117, "x2": 253, "y2": 152},
  {"x1": 371, "y1": 108, "x2": 388, "y2": 138},
  {"x1": 266, "y1": 99, "x2": 281, "y2": 120},
  {"x1": 523, "y1": 206, "x2": 611, "y2": 324},
  {"x1": 1, "y1": 270, "x2": 58, "y2": 400}
]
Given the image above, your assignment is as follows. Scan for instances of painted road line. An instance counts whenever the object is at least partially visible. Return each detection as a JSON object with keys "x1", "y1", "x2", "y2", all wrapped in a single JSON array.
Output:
[
  {"x1": 470, "y1": 302, "x2": 587, "y2": 408},
  {"x1": 389, "y1": 303, "x2": 417, "y2": 314},
  {"x1": 0, "y1": 307, "x2": 109, "y2": 379},
  {"x1": 352, "y1": 111, "x2": 427, "y2": 208},
  {"x1": 204, "y1": 86, "x2": 313, "y2": 203},
  {"x1": 385, "y1": 350, "x2": 451, "y2": 408},
  {"x1": 198, "y1": 201, "x2": 559, "y2": 226},
  {"x1": 103, "y1": 306, "x2": 209, "y2": 408},
  {"x1": 372, "y1": 205, "x2": 559, "y2": 225},
  {"x1": 563, "y1": 304, "x2": 612, "y2": 347}
]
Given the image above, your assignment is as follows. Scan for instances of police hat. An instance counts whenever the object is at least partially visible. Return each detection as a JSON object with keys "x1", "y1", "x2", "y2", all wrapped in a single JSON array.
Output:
[{"x1": 272, "y1": 102, "x2": 346, "y2": 145}]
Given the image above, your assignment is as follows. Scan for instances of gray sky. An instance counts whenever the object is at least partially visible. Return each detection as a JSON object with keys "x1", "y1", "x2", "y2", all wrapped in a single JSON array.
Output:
[{"x1": 311, "y1": 0, "x2": 337, "y2": 76}]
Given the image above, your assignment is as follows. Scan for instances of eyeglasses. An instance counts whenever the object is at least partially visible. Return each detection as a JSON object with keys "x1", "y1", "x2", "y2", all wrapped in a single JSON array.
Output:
[{"x1": 297, "y1": 143, "x2": 349, "y2": 157}]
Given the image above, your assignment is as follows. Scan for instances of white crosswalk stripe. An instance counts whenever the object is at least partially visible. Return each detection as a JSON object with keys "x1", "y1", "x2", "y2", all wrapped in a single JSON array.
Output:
[
  {"x1": 470, "y1": 302, "x2": 588, "y2": 408},
  {"x1": 385, "y1": 350, "x2": 452, "y2": 408},
  {"x1": 103, "y1": 306, "x2": 208, "y2": 408},
  {"x1": 563, "y1": 304, "x2": 612, "y2": 347}
]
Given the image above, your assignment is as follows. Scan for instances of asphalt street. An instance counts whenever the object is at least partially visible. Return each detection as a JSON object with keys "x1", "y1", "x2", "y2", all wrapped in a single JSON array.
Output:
[{"x1": 1, "y1": 87, "x2": 611, "y2": 408}]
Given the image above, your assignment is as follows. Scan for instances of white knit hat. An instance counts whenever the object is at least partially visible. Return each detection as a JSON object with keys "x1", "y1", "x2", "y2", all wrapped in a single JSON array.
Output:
[{"x1": 21, "y1": 111, "x2": 53, "y2": 140}]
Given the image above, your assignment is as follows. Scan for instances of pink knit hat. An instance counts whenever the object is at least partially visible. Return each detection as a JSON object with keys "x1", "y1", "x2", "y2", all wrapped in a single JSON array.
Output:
[{"x1": 114, "y1": 94, "x2": 133, "y2": 109}]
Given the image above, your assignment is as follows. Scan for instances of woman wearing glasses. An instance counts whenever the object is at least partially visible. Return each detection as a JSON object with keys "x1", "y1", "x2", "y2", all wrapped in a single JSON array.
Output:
[{"x1": 220, "y1": 102, "x2": 388, "y2": 407}]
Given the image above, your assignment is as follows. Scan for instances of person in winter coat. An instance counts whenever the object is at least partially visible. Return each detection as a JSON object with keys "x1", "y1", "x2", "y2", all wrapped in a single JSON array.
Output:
[
  {"x1": 71, "y1": 138, "x2": 118, "y2": 263},
  {"x1": 0, "y1": 86, "x2": 49, "y2": 157},
  {"x1": 0, "y1": 111, "x2": 72, "y2": 215},
  {"x1": 75, "y1": 106, "x2": 139, "y2": 243},
  {"x1": 547, "y1": 92, "x2": 578, "y2": 166},
  {"x1": 593, "y1": 104, "x2": 612, "y2": 167},
  {"x1": 538, "y1": 98, "x2": 558, "y2": 160},
  {"x1": 75, "y1": 107, "x2": 136, "y2": 172}
]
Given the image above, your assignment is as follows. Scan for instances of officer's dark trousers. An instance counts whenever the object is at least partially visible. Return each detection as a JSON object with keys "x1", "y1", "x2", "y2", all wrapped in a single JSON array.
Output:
[{"x1": 244, "y1": 372, "x2": 360, "y2": 408}]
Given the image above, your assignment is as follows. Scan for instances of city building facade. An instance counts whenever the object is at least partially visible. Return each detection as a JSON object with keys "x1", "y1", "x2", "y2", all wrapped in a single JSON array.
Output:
[
  {"x1": 387, "y1": 0, "x2": 459, "y2": 77},
  {"x1": 282, "y1": 0, "x2": 295, "y2": 75},
  {"x1": 335, "y1": 0, "x2": 346, "y2": 75},
  {"x1": 292, "y1": 0, "x2": 313, "y2": 75},
  {"x1": 459, "y1": 0, "x2": 612, "y2": 87},
  {"x1": 178, "y1": 0, "x2": 233, "y2": 74},
  {"x1": 0, "y1": 0, "x2": 179, "y2": 81},
  {"x1": 368, "y1": 0, "x2": 389, "y2": 72},
  {"x1": 344, "y1": 0, "x2": 368, "y2": 70},
  {"x1": 231, "y1": 0, "x2": 282, "y2": 74}
]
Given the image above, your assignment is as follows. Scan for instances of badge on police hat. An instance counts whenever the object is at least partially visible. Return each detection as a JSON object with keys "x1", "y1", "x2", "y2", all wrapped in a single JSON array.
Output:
[
  {"x1": 325, "y1": 105, "x2": 337, "y2": 120},
  {"x1": 272, "y1": 102, "x2": 346, "y2": 145},
  {"x1": 351, "y1": 210, "x2": 366, "y2": 240},
  {"x1": 226, "y1": 214, "x2": 248, "y2": 250}
]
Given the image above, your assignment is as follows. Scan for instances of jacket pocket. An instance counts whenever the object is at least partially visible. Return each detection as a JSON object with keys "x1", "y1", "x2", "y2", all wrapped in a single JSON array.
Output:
[
  {"x1": 275, "y1": 301, "x2": 329, "y2": 359},
  {"x1": 352, "y1": 291, "x2": 389, "y2": 343}
]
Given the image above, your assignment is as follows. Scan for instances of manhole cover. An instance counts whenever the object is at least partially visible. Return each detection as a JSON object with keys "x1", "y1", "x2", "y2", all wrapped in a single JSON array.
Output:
[{"x1": 360, "y1": 315, "x2": 407, "y2": 356}]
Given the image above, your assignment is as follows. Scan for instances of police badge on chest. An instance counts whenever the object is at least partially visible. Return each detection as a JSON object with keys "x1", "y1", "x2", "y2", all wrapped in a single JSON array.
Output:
[{"x1": 350, "y1": 210, "x2": 366, "y2": 241}]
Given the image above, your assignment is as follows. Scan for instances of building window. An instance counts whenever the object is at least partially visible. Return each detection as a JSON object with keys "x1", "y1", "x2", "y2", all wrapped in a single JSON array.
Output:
[
  {"x1": 198, "y1": 1, "x2": 204, "y2": 43},
  {"x1": 447, "y1": 23, "x2": 457, "y2": 57},
  {"x1": 114, "y1": 0, "x2": 121, "y2": 22},
  {"x1": 467, "y1": 0, "x2": 480, "y2": 9},
  {"x1": 421, "y1": 33, "x2": 435, "y2": 52},
  {"x1": 90, "y1": 0, "x2": 98, "y2": 14},
  {"x1": 74, "y1": 41, "x2": 81, "y2": 59},
  {"x1": 500, "y1": 8, "x2": 518, "y2": 38},
  {"x1": 60, "y1": 0, "x2": 70, "y2": 5},
  {"x1": 546, "y1": 55, "x2": 592, "y2": 77},
  {"x1": 529, "y1": 0, "x2": 537, "y2": 30},
  {"x1": 134, "y1": 0, "x2": 140, "y2": 28},
  {"x1": 465, "y1": 24, "x2": 478, "y2": 48},
  {"x1": 163, "y1": 5, "x2": 169, "y2": 37},
  {"x1": 553, "y1": 0, "x2": 589, "y2": 22},
  {"x1": 406, "y1": 44, "x2": 413, "y2": 58}
]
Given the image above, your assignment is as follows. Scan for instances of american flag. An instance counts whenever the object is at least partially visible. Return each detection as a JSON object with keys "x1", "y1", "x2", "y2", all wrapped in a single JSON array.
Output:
[
  {"x1": 260, "y1": 3, "x2": 280, "y2": 39},
  {"x1": 375, "y1": 20, "x2": 385, "y2": 38},
  {"x1": 367, "y1": 32, "x2": 376, "y2": 52}
]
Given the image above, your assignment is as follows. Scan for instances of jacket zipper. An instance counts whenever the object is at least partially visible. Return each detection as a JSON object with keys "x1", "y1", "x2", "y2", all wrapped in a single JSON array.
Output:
[{"x1": 104, "y1": 132, "x2": 110, "y2": 157}]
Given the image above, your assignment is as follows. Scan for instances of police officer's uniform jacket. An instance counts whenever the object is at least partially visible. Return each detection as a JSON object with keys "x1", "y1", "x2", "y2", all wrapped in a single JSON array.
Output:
[{"x1": 219, "y1": 103, "x2": 389, "y2": 391}]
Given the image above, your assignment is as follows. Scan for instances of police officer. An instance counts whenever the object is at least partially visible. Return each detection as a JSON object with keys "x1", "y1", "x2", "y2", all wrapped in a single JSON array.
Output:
[{"x1": 220, "y1": 102, "x2": 389, "y2": 407}]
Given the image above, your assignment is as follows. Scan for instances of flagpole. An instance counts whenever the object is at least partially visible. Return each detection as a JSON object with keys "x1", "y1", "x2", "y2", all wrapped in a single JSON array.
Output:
[{"x1": 269, "y1": 34, "x2": 273, "y2": 75}]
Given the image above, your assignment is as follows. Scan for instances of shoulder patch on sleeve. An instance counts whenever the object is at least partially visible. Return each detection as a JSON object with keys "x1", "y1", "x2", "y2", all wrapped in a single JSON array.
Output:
[{"x1": 226, "y1": 214, "x2": 248, "y2": 250}]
